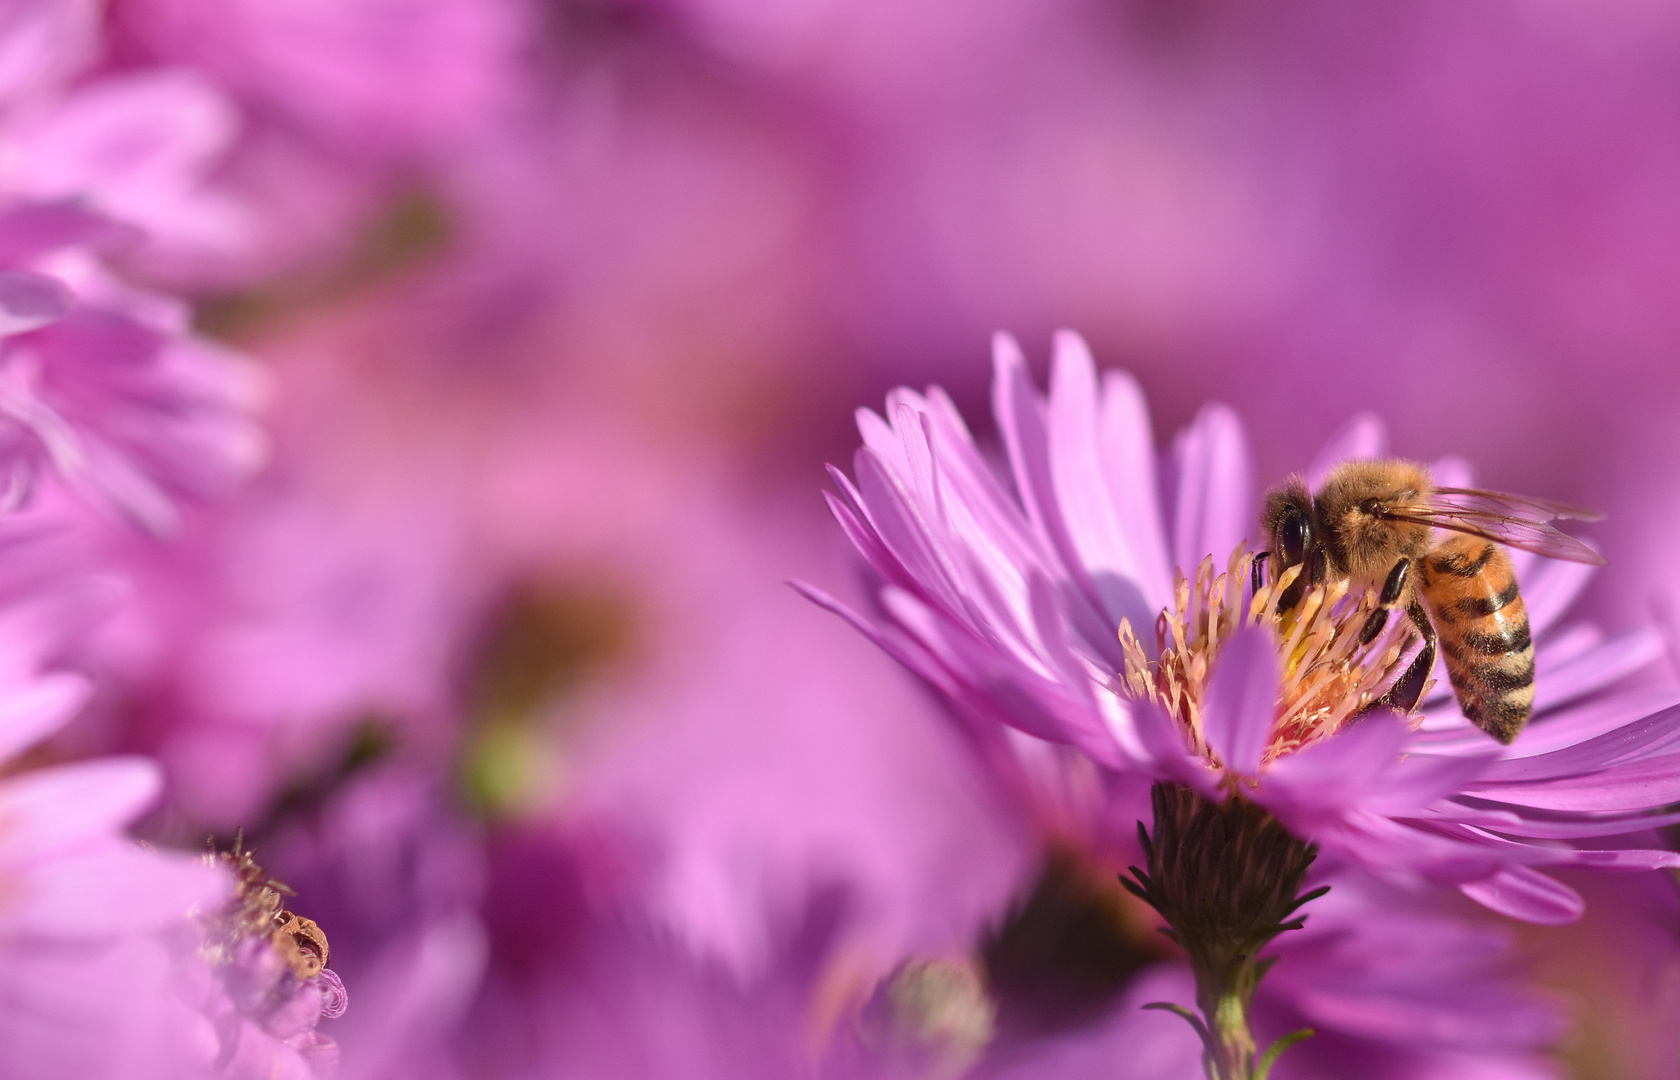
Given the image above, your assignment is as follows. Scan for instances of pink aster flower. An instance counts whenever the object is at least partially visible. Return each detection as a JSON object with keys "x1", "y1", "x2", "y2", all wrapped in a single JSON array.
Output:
[
  {"x1": 805, "y1": 330, "x2": 1679, "y2": 925},
  {"x1": 804, "y1": 329, "x2": 1680, "y2": 1075}
]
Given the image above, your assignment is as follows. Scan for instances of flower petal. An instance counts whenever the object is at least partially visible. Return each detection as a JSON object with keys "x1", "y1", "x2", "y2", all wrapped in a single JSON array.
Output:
[
  {"x1": 1097, "y1": 367, "x2": 1172, "y2": 609},
  {"x1": 1200, "y1": 626, "x2": 1276, "y2": 777},
  {"x1": 1468, "y1": 751, "x2": 1680, "y2": 812},
  {"x1": 0, "y1": 758, "x2": 161, "y2": 867},
  {"x1": 1473, "y1": 700, "x2": 1680, "y2": 783},
  {"x1": 1130, "y1": 699, "x2": 1221, "y2": 798},
  {"x1": 0, "y1": 671, "x2": 92, "y2": 763},
  {"x1": 1532, "y1": 628, "x2": 1664, "y2": 713},
  {"x1": 1046, "y1": 331, "x2": 1158, "y2": 631},
  {"x1": 992, "y1": 334, "x2": 1116, "y2": 654},
  {"x1": 992, "y1": 333, "x2": 1065, "y2": 564},
  {"x1": 1521, "y1": 557, "x2": 1598, "y2": 636},
  {"x1": 1459, "y1": 867, "x2": 1583, "y2": 924},
  {"x1": 3, "y1": 846, "x2": 227, "y2": 938},
  {"x1": 1169, "y1": 404, "x2": 1253, "y2": 571},
  {"x1": 1260, "y1": 715, "x2": 1494, "y2": 824},
  {"x1": 0, "y1": 269, "x2": 70, "y2": 336}
]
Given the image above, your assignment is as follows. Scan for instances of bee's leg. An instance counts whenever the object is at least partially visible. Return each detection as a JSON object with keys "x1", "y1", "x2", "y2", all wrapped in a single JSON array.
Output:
[
  {"x1": 1357, "y1": 558, "x2": 1412, "y2": 645},
  {"x1": 1251, "y1": 551, "x2": 1270, "y2": 597},
  {"x1": 1364, "y1": 600, "x2": 1436, "y2": 716}
]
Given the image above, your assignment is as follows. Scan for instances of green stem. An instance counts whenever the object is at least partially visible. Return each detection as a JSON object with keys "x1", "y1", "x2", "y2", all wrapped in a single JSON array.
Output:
[
  {"x1": 1123, "y1": 784, "x2": 1325, "y2": 1080},
  {"x1": 1205, "y1": 984, "x2": 1257, "y2": 1079}
]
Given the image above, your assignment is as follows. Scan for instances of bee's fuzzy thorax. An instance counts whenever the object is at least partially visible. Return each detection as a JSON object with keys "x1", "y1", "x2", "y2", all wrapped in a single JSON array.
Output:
[{"x1": 1314, "y1": 459, "x2": 1434, "y2": 584}]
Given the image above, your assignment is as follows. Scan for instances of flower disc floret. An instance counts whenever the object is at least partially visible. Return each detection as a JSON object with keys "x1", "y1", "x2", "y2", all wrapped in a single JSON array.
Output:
[{"x1": 1119, "y1": 547, "x2": 1417, "y2": 773}]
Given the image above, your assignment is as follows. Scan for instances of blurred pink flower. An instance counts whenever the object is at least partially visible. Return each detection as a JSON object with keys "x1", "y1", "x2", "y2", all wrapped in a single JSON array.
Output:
[
  {"x1": 110, "y1": 0, "x2": 526, "y2": 163},
  {"x1": 0, "y1": 211, "x2": 267, "y2": 529},
  {"x1": 81, "y1": 324, "x2": 487, "y2": 826},
  {"x1": 0, "y1": 68, "x2": 253, "y2": 264},
  {"x1": 0, "y1": 577, "x2": 228, "y2": 1078},
  {"x1": 519, "y1": 457, "x2": 1032, "y2": 979},
  {"x1": 0, "y1": 0, "x2": 101, "y2": 104},
  {"x1": 0, "y1": 11, "x2": 270, "y2": 527}
]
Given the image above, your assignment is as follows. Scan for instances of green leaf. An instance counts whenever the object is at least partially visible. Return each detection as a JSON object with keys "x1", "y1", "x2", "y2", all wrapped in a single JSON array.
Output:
[
  {"x1": 1142, "y1": 1001, "x2": 1210, "y2": 1043},
  {"x1": 1253, "y1": 1028, "x2": 1315, "y2": 1080},
  {"x1": 1283, "y1": 884, "x2": 1331, "y2": 916}
]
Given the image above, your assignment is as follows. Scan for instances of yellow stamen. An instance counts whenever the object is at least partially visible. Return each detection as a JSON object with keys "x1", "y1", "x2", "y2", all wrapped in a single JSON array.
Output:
[{"x1": 1117, "y1": 545, "x2": 1424, "y2": 769}]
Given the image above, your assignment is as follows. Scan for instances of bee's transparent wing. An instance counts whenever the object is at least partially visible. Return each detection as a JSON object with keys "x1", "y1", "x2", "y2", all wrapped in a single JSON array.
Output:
[
  {"x1": 1429, "y1": 486, "x2": 1604, "y2": 522},
  {"x1": 1381, "y1": 494, "x2": 1606, "y2": 566}
]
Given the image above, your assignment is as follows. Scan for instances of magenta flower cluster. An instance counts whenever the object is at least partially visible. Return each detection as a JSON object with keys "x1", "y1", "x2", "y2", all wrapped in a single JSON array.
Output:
[
  {"x1": 0, "y1": 3, "x2": 1678, "y2": 1080},
  {"x1": 0, "y1": 6, "x2": 345, "y2": 1078}
]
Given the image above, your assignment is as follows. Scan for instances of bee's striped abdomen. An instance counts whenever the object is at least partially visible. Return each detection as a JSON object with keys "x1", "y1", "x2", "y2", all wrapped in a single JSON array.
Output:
[{"x1": 1419, "y1": 535, "x2": 1534, "y2": 744}]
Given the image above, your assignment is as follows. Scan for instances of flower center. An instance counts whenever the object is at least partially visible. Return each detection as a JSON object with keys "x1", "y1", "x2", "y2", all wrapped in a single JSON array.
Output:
[
  {"x1": 1116, "y1": 545, "x2": 1420, "y2": 767},
  {"x1": 201, "y1": 836, "x2": 333, "y2": 981}
]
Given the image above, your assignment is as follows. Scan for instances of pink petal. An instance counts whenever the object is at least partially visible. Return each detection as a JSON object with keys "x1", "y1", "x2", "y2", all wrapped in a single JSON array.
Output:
[
  {"x1": 0, "y1": 671, "x2": 92, "y2": 762},
  {"x1": 1046, "y1": 334, "x2": 1157, "y2": 632},
  {"x1": 1464, "y1": 804, "x2": 1680, "y2": 839},
  {"x1": 1200, "y1": 626, "x2": 1276, "y2": 777},
  {"x1": 0, "y1": 202, "x2": 132, "y2": 264},
  {"x1": 992, "y1": 333, "x2": 1061, "y2": 550},
  {"x1": 1459, "y1": 867, "x2": 1583, "y2": 924},
  {"x1": 1096, "y1": 366, "x2": 1172, "y2": 609},
  {"x1": 1468, "y1": 752, "x2": 1680, "y2": 812},
  {"x1": 0, "y1": 269, "x2": 70, "y2": 336},
  {"x1": 1521, "y1": 558, "x2": 1598, "y2": 637},
  {"x1": 4, "y1": 846, "x2": 227, "y2": 938},
  {"x1": 852, "y1": 446, "x2": 961, "y2": 612},
  {"x1": 1169, "y1": 404, "x2": 1253, "y2": 571},
  {"x1": 1533, "y1": 628, "x2": 1665, "y2": 713},
  {"x1": 1475, "y1": 701, "x2": 1680, "y2": 783},
  {"x1": 0, "y1": 758, "x2": 161, "y2": 866},
  {"x1": 1131, "y1": 700, "x2": 1221, "y2": 797},
  {"x1": 991, "y1": 334, "x2": 1110, "y2": 634},
  {"x1": 1261, "y1": 715, "x2": 1474, "y2": 823},
  {"x1": 1421, "y1": 687, "x2": 1680, "y2": 762}
]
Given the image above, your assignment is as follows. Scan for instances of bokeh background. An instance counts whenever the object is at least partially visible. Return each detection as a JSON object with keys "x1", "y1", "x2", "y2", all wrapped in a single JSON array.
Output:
[{"x1": 42, "y1": 1, "x2": 1680, "y2": 1077}]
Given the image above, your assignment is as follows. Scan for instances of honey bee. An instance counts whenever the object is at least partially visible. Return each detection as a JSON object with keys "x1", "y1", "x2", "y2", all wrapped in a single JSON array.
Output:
[{"x1": 1260, "y1": 460, "x2": 1604, "y2": 743}]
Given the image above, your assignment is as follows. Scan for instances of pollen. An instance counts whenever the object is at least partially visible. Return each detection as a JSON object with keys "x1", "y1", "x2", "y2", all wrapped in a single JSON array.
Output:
[{"x1": 1117, "y1": 546, "x2": 1422, "y2": 768}]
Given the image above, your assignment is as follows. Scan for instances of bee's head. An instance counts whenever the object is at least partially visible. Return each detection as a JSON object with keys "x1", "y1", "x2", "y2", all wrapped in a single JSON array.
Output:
[
  {"x1": 1262, "y1": 476, "x2": 1317, "y2": 575},
  {"x1": 1316, "y1": 460, "x2": 1433, "y2": 580}
]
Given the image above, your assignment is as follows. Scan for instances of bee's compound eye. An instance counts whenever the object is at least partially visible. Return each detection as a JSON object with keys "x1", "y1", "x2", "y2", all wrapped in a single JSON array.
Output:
[{"x1": 1280, "y1": 511, "x2": 1311, "y2": 566}]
